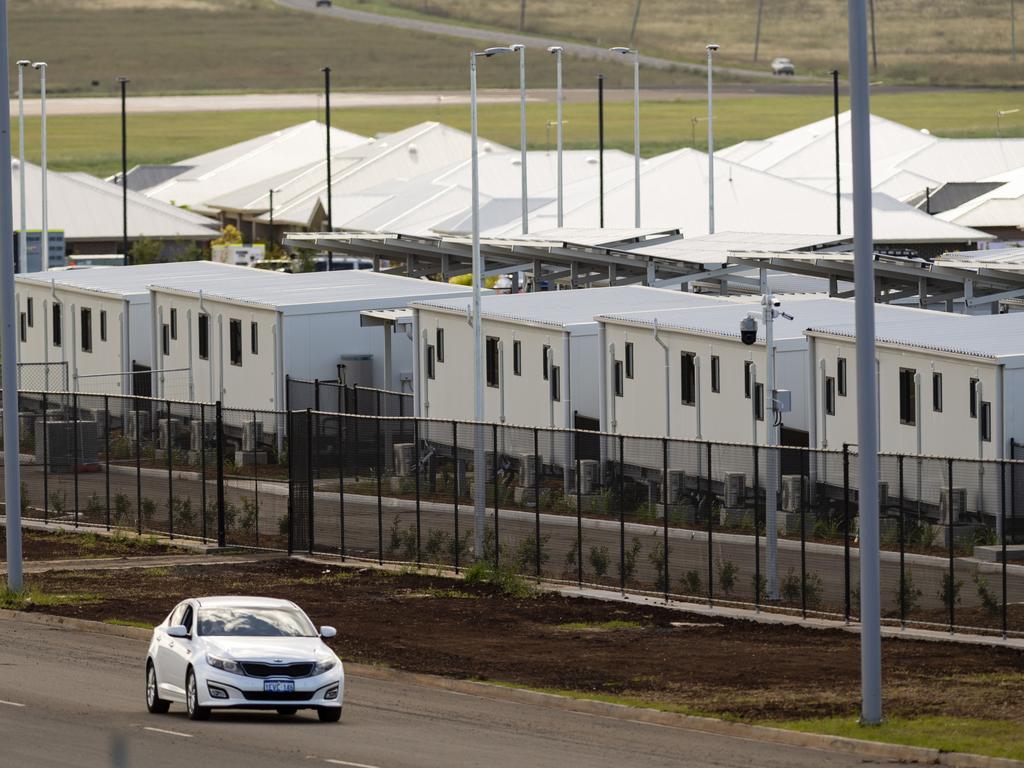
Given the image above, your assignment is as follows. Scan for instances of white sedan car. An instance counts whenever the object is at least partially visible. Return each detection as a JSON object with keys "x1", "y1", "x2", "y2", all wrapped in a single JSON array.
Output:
[{"x1": 145, "y1": 596, "x2": 344, "y2": 722}]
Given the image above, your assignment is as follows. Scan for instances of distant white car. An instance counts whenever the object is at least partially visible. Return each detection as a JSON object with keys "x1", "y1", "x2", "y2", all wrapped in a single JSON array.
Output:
[
  {"x1": 771, "y1": 57, "x2": 795, "y2": 76},
  {"x1": 145, "y1": 596, "x2": 344, "y2": 722},
  {"x1": 316, "y1": 0, "x2": 332, "y2": 6}
]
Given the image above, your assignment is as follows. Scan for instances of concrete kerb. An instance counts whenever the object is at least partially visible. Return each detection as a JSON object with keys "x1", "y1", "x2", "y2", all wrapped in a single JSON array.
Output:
[{"x1": 0, "y1": 608, "x2": 1019, "y2": 768}]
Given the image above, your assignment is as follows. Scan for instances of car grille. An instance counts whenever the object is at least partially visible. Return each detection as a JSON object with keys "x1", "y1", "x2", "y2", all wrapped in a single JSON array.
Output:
[
  {"x1": 239, "y1": 662, "x2": 314, "y2": 678},
  {"x1": 241, "y1": 690, "x2": 313, "y2": 702}
]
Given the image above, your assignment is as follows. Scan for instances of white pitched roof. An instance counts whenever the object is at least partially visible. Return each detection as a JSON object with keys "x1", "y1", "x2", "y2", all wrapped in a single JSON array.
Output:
[
  {"x1": 937, "y1": 165, "x2": 1024, "y2": 230},
  {"x1": 144, "y1": 121, "x2": 368, "y2": 214},
  {"x1": 12, "y1": 161, "x2": 218, "y2": 243}
]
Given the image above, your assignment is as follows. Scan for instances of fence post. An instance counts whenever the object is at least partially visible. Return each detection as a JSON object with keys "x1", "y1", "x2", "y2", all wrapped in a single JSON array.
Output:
[
  {"x1": 662, "y1": 437, "x2": 669, "y2": 602},
  {"x1": 618, "y1": 434, "x2": 625, "y2": 595},
  {"x1": 72, "y1": 392, "x2": 80, "y2": 528},
  {"x1": 135, "y1": 400, "x2": 143, "y2": 536},
  {"x1": 1001, "y1": 458, "x2": 1008, "y2": 640},
  {"x1": 453, "y1": 420, "x2": 460, "y2": 574},
  {"x1": 314, "y1": 378, "x2": 320, "y2": 412},
  {"x1": 898, "y1": 454, "x2": 906, "y2": 628},
  {"x1": 338, "y1": 413, "x2": 346, "y2": 560},
  {"x1": 415, "y1": 418, "x2": 421, "y2": 567},
  {"x1": 707, "y1": 441, "x2": 714, "y2": 607},
  {"x1": 801, "y1": 448, "x2": 808, "y2": 619},
  {"x1": 42, "y1": 391, "x2": 49, "y2": 524},
  {"x1": 753, "y1": 444, "x2": 760, "y2": 610},
  {"x1": 200, "y1": 403, "x2": 207, "y2": 543},
  {"x1": 534, "y1": 427, "x2": 541, "y2": 579},
  {"x1": 376, "y1": 412, "x2": 383, "y2": 564},
  {"x1": 286, "y1": 410, "x2": 294, "y2": 555},
  {"x1": 252, "y1": 411, "x2": 260, "y2": 547},
  {"x1": 842, "y1": 443, "x2": 851, "y2": 624},
  {"x1": 947, "y1": 457, "x2": 955, "y2": 633},
  {"x1": 216, "y1": 401, "x2": 226, "y2": 548},
  {"x1": 307, "y1": 408, "x2": 315, "y2": 556},
  {"x1": 167, "y1": 401, "x2": 174, "y2": 540},
  {"x1": 493, "y1": 422, "x2": 500, "y2": 569},
  {"x1": 104, "y1": 394, "x2": 111, "y2": 531},
  {"x1": 575, "y1": 429, "x2": 583, "y2": 587}
]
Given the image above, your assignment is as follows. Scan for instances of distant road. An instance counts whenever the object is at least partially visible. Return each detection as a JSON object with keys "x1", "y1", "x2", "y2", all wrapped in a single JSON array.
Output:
[{"x1": 0, "y1": 615, "x2": 882, "y2": 768}]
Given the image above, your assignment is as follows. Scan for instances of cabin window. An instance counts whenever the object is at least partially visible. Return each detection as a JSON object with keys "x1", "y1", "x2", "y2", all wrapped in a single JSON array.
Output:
[
  {"x1": 899, "y1": 368, "x2": 916, "y2": 426},
  {"x1": 837, "y1": 357, "x2": 847, "y2": 396},
  {"x1": 680, "y1": 352, "x2": 696, "y2": 406},
  {"x1": 161, "y1": 324, "x2": 170, "y2": 356},
  {"x1": 436, "y1": 328, "x2": 445, "y2": 363},
  {"x1": 551, "y1": 365, "x2": 561, "y2": 402},
  {"x1": 614, "y1": 360, "x2": 624, "y2": 398},
  {"x1": 19, "y1": 312, "x2": 26, "y2": 342},
  {"x1": 52, "y1": 303, "x2": 62, "y2": 347},
  {"x1": 755, "y1": 383, "x2": 765, "y2": 421},
  {"x1": 425, "y1": 344, "x2": 435, "y2": 380},
  {"x1": 932, "y1": 372, "x2": 942, "y2": 412},
  {"x1": 969, "y1": 378, "x2": 979, "y2": 418},
  {"x1": 80, "y1": 308, "x2": 92, "y2": 353},
  {"x1": 198, "y1": 314, "x2": 210, "y2": 360},
  {"x1": 825, "y1": 376, "x2": 836, "y2": 416},
  {"x1": 542, "y1": 344, "x2": 551, "y2": 380},
  {"x1": 99, "y1": 310, "x2": 107, "y2": 342},
  {"x1": 229, "y1": 319, "x2": 242, "y2": 366},
  {"x1": 485, "y1": 337, "x2": 500, "y2": 388},
  {"x1": 513, "y1": 340, "x2": 522, "y2": 376},
  {"x1": 710, "y1": 355, "x2": 721, "y2": 393},
  {"x1": 26, "y1": 297, "x2": 33, "y2": 327},
  {"x1": 625, "y1": 342, "x2": 634, "y2": 379},
  {"x1": 170, "y1": 308, "x2": 178, "y2": 340},
  {"x1": 744, "y1": 360, "x2": 753, "y2": 398},
  {"x1": 250, "y1": 322, "x2": 258, "y2": 355},
  {"x1": 981, "y1": 401, "x2": 992, "y2": 442}
]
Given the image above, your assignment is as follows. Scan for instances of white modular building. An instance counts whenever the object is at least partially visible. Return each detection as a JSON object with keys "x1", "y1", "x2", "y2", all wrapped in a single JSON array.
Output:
[
  {"x1": 806, "y1": 311, "x2": 1024, "y2": 461},
  {"x1": 596, "y1": 296, "x2": 938, "y2": 446},
  {"x1": 149, "y1": 270, "x2": 481, "y2": 412},
  {"x1": 409, "y1": 287, "x2": 738, "y2": 430},
  {"x1": 13, "y1": 261, "x2": 254, "y2": 396}
]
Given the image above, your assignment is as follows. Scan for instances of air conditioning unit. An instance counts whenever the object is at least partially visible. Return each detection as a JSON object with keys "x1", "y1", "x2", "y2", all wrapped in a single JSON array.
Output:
[
  {"x1": 158, "y1": 417, "x2": 183, "y2": 451},
  {"x1": 126, "y1": 410, "x2": 151, "y2": 441},
  {"x1": 666, "y1": 470, "x2": 687, "y2": 503},
  {"x1": 241, "y1": 420, "x2": 264, "y2": 452},
  {"x1": 35, "y1": 419, "x2": 98, "y2": 473},
  {"x1": 579, "y1": 460, "x2": 600, "y2": 495},
  {"x1": 940, "y1": 487, "x2": 967, "y2": 525},
  {"x1": 189, "y1": 420, "x2": 215, "y2": 453},
  {"x1": 781, "y1": 475, "x2": 803, "y2": 513},
  {"x1": 519, "y1": 453, "x2": 540, "y2": 488},
  {"x1": 724, "y1": 472, "x2": 746, "y2": 508},
  {"x1": 393, "y1": 443, "x2": 415, "y2": 477}
]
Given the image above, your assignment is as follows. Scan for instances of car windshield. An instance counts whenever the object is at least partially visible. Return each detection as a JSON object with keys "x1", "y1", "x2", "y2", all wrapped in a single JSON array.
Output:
[{"x1": 197, "y1": 607, "x2": 317, "y2": 637}]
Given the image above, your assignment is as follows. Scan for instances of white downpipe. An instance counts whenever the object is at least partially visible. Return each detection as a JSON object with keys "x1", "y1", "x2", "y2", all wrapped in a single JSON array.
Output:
[
  {"x1": 597, "y1": 322, "x2": 608, "y2": 432},
  {"x1": 411, "y1": 310, "x2": 422, "y2": 417},
  {"x1": 156, "y1": 305, "x2": 165, "y2": 399},
  {"x1": 749, "y1": 360, "x2": 757, "y2": 444},
  {"x1": 652, "y1": 321, "x2": 670, "y2": 438},
  {"x1": 608, "y1": 342, "x2": 617, "y2": 433},
  {"x1": 186, "y1": 308, "x2": 194, "y2": 401},
  {"x1": 69, "y1": 302, "x2": 77, "y2": 391},
  {"x1": 498, "y1": 339, "x2": 506, "y2": 424},
  {"x1": 199, "y1": 290, "x2": 213, "y2": 401},
  {"x1": 420, "y1": 329, "x2": 430, "y2": 419},
  {"x1": 561, "y1": 331, "x2": 572, "y2": 492},
  {"x1": 217, "y1": 314, "x2": 224, "y2": 402},
  {"x1": 806, "y1": 337, "x2": 818, "y2": 503},
  {"x1": 121, "y1": 306, "x2": 130, "y2": 395}
]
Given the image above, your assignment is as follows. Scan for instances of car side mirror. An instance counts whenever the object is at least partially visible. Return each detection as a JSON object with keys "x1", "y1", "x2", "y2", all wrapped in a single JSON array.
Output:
[
  {"x1": 166, "y1": 625, "x2": 189, "y2": 638},
  {"x1": 320, "y1": 626, "x2": 337, "y2": 639}
]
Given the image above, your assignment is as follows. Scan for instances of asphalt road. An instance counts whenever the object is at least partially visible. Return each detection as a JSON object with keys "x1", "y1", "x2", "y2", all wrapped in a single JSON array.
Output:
[{"x1": 0, "y1": 616, "x2": 884, "y2": 768}]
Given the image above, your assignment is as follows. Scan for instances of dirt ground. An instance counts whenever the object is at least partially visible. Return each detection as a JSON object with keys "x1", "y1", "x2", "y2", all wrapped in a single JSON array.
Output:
[
  {"x1": 17, "y1": 558, "x2": 1024, "y2": 723},
  {"x1": 0, "y1": 528, "x2": 189, "y2": 561}
]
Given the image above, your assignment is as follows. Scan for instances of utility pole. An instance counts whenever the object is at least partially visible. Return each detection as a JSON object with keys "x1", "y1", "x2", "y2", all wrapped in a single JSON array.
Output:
[
  {"x1": 833, "y1": 69, "x2": 841, "y2": 235},
  {"x1": 322, "y1": 67, "x2": 333, "y2": 231},
  {"x1": 118, "y1": 77, "x2": 129, "y2": 264},
  {"x1": 598, "y1": 73, "x2": 605, "y2": 228},
  {"x1": 1, "y1": 0, "x2": 25, "y2": 592},
  {"x1": 629, "y1": 0, "x2": 642, "y2": 47},
  {"x1": 754, "y1": 0, "x2": 765, "y2": 61}
]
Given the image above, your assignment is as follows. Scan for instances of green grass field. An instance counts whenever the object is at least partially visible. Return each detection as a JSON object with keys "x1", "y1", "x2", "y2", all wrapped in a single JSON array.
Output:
[
  {"x1": 15, "y1": 91, "x2": 1024, "y2": 178},
  {"x1": 7, "y1": 0, "x2": 686, "y2": 97},
  {"x1": 351, "y1": 0, "x2": 1024, "y2": 86}
]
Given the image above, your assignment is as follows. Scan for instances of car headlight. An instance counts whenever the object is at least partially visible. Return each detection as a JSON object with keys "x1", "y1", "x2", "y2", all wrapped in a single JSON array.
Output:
[
  {"x1": 206, "y1": 654, "x2": 244, "y2": 675},
  {"x1": 313, "y1": 658, "x2": 337, "y2": 675}
]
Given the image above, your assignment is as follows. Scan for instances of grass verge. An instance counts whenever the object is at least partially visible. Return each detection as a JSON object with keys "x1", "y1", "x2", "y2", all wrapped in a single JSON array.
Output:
[
  {"x1": 103, "y1": 618, "x2": 152, "y2": 630},
  {"x1": 557, "y1": 620, "x2": 646, "y2": 631},
  {"x1": 0, "y1": 587, "x2": 101, "y2": 610}
]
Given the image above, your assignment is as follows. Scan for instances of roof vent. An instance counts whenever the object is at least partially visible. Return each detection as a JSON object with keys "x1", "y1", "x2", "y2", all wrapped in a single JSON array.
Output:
[{"x1": 408, "y1": 143, "x2": 418, "y2": 155}]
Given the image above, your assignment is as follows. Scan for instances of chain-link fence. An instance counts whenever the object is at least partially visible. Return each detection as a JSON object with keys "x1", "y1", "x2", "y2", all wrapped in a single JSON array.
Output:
[
  {"x1": 3, "y1": 388, "x2": 1023, "y2": 638},
  {"x1": 0, "y1": 362, "x2": 68, "y2": 393}
]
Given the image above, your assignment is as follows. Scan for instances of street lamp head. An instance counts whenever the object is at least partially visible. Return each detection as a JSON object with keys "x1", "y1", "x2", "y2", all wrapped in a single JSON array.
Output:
[
  {"x1": 706, "y1": 43, "x2": 720, "y2": 52},
  {"x1": 481, "y1": 46, "x2": 514, "y2": 57},
  {"x1": 510, "y1": 43, "x2": 525, "y2": 52},
  {"x1": 16, "y1": 60, "x2": 30, "y2": 67},
  {"x1": 32, "y1": 61, "x2": 47, "y2": 70},
  {"x1": 116, "y1": 76, "x2": 129, "y2": 83},
  {"x1": 609, "y1": 46, "x2": 633, "y2": 55},
  {"x1": 546, "y1": 45, "x2": 564, "y2": 55},
  {"x1": 321, "y1": 66, "x2": 331, "y2": 73}
]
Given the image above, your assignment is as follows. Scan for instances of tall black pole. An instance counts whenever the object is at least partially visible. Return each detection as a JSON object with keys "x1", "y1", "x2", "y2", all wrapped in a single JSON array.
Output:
[
  {"x1": 119, "y1": 77, "x2": 129, "y2": 264},
  {"x1": 598, "y1": 73, "x2": 605, "y2": 228},
  {"x1": 268, "y1": 188, "x2": 274, "y2": 251},
  {"x1": 322, "y1": 67, "x2": 332, "y2": 231},
  {"x1": 832, "y1": 69, "x2": 841, "y2": 235}
]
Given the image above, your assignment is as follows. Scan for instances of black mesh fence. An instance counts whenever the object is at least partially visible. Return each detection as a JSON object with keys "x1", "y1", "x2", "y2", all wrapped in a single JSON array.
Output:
[
  {"x1": 286, "y1": 377, "x2": 412, "y2": 418},
  {"x1": 4, "y1": 388, "x2": 1024, "y2": 638}
]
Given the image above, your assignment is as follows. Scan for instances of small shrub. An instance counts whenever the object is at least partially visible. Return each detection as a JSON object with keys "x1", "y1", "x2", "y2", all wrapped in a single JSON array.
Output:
[
  {"x1": 648, "y1": 537, "x2": 669, "y2": 592},
  {"x1": 939, "y1": 572, "x2": 963, "y2": 612},
  {"x1": 512, "y1": 533, "x2": 550, "y2": 575},
  {"x1": 781, "y1": 568, "x2": 802, "y2": 603},
  {"x1": 463, "y1": 561, "x2": 536, "y2": 599},
  {"x1": 238, "y1": 497, "x2": 258, "y2": 537},
  {"x1": 974, "y1": 572, "x2": 1000, "y2": 616},
  {"x1": 20, "y1": 482, "x2": 31, "y2": 515},
  {"x1": 618, "y1": 537, "x2": 642, "y2": 585},
  {"x1": 113, "y1": 493, "x2": 133, "y2": 527},
  {"x1": 716, "y1": 560, "x2": 739, "y2": 596},
  {"x1": 386, "y1": 515, "x2": 418, "y2": 561},
  {"x1": 170, "y1": 497, "x2": 195, "y2": 533},
  {"x1": 634, "y1": 501, "x2": 659, "y2": 524},
  {"x1": 48, "y1": 490, "x2": 66, "y2": 517},
  {"x1": 681, "y1": 569, "x2": 703, "y2": 595},
  {"x1": 565, "y1": 537, "x2": 579, "y2": 574},
  {"x1": 85, "y1": 493, "x2": 104, "y2": 520},
  {"x1": 588, "y1": 545, "x2": 610, "y2": 578},
  {"x1": 752, "y1": 573, "x2": 766, "y2": 603},
  {"x1": 278, "y1": 511, "x2": 291, "y2": 539}
]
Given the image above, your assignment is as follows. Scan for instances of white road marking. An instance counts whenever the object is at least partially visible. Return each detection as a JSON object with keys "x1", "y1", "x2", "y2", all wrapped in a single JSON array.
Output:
[
  {"x1": 0, "y1": 699, "x2": 25, "y2": 707},
  {"x1": 325, "y1": 760, "x2": 382, "y2": 768},
  {"x1": 143, "y1": 726, "x2": 193, "y2": 738}
]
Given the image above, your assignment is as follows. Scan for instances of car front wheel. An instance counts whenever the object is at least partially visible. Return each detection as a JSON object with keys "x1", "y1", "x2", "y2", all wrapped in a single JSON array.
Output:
[
  {"x1": 186, "y1": 669, "x2": 210, "y2": 721},
  {"x1": 146, "y1": 662, "x2": 171, "y2": 714},
  {"x1": 318, "y1": 706, "x2": 342, "y2": 723}
]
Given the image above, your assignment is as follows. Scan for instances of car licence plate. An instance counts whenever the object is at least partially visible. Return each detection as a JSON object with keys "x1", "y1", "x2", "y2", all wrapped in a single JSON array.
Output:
[{"x1": 264, "y1": 680, "x2": 295, "y2": 694}]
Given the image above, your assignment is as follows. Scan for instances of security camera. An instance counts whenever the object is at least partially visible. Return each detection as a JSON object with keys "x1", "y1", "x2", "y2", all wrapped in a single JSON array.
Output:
[{"x1": 740, "y1": 316, "x2": 758, "y2": 346}]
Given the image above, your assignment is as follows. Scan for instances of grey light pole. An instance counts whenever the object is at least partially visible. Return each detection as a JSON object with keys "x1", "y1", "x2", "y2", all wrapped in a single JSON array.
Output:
[
  {"x1": 610, "y1": 47, "x2": 641, "y2": 228},
  {"x1": 118, "y1": 77, "x2": 129, "y2": 264},
  {"x1": 471, "y1": 46, "x2": 514, "y2": 559},
  {"x1": 847, "y1": 0, "x2": 883, "y2": 726},
  {"x1": 547, "y1": 46, "x2": 564, "y2": 228},
  {"x1": 33, "y1": 61, "x2": 47, "y2": 270},
  {"x1": 705, "y1": 44, "x2": 718, "y2": 234},
  {"x1": 833, "y1": 70, "x2": 841, "y2": 235},
  {"x1": 322, "y1": 67, "x2": 333, "y2": 231},
  {"x1": 2, "y1": 0, "x2": 25, "y2": 592},
  {"x1": 16, "y1": 60, "x2": 29, "y2": 273},
  {"x1": 268, "y1": 188, "x2": 275, "y2": 251},
  {"x1": 512, "y1": 44, "x2": 528, "y2": 235}
]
